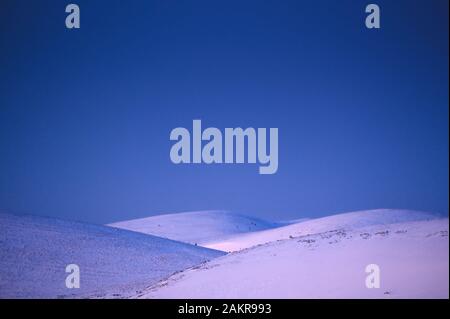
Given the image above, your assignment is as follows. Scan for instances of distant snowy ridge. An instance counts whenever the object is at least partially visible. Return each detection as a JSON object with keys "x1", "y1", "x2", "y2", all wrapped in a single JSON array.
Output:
[
  {"x1": 204, "y1": 209, "x2": 441, "y2": 251},
  {"x1": 109, "y1": 210, "x2": 280, "y2": 245},
  {"x1": 0, "y1": 213, "x2": 224, "y2": 298}
]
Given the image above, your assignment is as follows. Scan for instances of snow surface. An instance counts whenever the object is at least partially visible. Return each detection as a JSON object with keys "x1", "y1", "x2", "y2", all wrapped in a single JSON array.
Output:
[
  {"x1": 134, "y1": 218, "x2": 449, "y2": 299},
  {"x1": 109, "y1": 210, "x2": 279, "y2": 246},
  {"x1": 1, "y1": 209, "x2": 447, "y2": 299},
  {"x1": 204, "y1": 209, "x2": 440, "y2": 252},
  {"x1": 0, "y1": 212, "x2": 224, "y2": 298}
]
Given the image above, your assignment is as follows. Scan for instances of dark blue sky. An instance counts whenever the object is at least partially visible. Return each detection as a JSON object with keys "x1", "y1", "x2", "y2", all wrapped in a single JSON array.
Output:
[{"x1": 0, "y1": 0, "x2": 448, "y2": 224}]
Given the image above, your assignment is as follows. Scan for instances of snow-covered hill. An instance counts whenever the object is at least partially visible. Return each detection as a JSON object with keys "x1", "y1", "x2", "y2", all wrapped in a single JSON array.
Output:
[
  {"x1": 204, "y1": 209, "x2": 440, "y2": 251},
  {"x1": 0, "y1": 213, "x2": 224, "y2": 298},
  {"x1": 109, "y1": 210, "x2": 279, "y2": 246},
  {"x1": 1, "y1": 209, "x2": 447, "y2": 299},
  {"x1": 134, "y1": 217, "x2": 449, "y2": 299}
]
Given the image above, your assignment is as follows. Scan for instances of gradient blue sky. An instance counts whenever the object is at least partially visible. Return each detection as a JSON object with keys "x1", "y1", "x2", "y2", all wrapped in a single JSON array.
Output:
[{"x1": 0, "y1": 0, "x2": 448, "y2": 224}]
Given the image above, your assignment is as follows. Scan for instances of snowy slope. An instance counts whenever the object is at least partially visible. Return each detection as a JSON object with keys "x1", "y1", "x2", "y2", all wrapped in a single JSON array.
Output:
[
  {"x1": 0, "y1": 212, "x2": 224, "y2": 298},
  {"x1": 109, "y1": 210, "x2": 279, "y2": 246},
  {"x1": 134, "y1": 218, "x2": 449, "y2": 299},
  {"x1": 205, "y1": 209, "x2": 440, "y2": 251}
]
